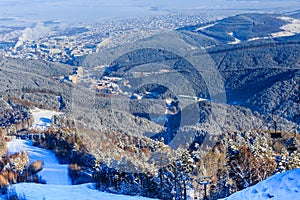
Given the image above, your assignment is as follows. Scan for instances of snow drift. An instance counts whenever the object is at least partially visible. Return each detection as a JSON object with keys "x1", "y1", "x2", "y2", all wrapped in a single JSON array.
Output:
[{"x1": 222, "y1": 168, "x2": 300, "y2": 200}]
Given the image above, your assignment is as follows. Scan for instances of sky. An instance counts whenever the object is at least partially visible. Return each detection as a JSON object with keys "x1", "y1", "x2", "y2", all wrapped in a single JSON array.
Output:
[{"x1": 0, "y1": 0, "x2": 300, "y2": 24}]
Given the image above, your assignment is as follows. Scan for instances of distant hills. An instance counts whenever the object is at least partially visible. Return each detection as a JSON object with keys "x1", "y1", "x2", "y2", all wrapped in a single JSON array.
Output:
[
  {"x1": 179, "y1": 13, "x2": 288, "y2": 43},
  {"x1": 1, "y1": 12, "x2": 298, "y2": 142},
  {"x1": 83, "y1": 12, "x2": 299, "y2": 139},
  {"x1": 179, "y1": 13, "x2": 300, "y2": 127}
]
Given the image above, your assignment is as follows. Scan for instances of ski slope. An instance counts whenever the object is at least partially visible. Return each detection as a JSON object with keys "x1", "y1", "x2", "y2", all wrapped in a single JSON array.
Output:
[
  {"x1": 10, "y1": 183, "x2": 155, "y2": 200},
  {"x1": 6, "y1": 140, "x2": 155, "y2": 200},
  {"x1": 4, "y1": 109, "x2": 156, "y2": 199},
  {"x1": 7, "y1": 139, "x2": 71, "y2": 185},
  {"x1": 222, "y1": 168, "x2": 300, "y2": 200}
]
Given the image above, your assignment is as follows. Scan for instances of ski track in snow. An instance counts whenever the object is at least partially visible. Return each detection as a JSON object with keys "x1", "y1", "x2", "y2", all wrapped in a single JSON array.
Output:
[
  {"x1": 8, "y1": 108, "x2": 70, "y2": 185},
  {"x1": 7, "y1": 109, "x2": 72, "y2": 190}
]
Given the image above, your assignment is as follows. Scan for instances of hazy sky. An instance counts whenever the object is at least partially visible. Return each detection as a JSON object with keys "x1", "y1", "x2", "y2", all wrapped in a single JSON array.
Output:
[{"x1": 0, "y1": 0, "x2": 299, "y2": 24}]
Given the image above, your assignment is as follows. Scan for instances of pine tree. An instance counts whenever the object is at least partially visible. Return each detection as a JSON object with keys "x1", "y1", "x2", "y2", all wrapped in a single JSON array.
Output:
[
  {"x1": 227, "y1": 143, "x2": 276, "y2": 191},
  {"x1": 286, "y1": 151, "x2": 300, "y2": 170},
  {"x1": 175, "y1": 148, "x2": 195, "y2": 200}
]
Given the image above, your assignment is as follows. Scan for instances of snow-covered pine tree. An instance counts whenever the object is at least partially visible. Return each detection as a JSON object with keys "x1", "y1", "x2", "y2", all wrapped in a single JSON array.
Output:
[
  {"x1": 175, "y1": 148, "x2": 195, "y2": 200},
  {"x1": 286, "y1": 151, "x2": 300, "y2": 170}
]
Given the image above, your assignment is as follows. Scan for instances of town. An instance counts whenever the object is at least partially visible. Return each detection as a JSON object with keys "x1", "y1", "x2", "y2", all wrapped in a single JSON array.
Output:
[
  {"x1": 0, "y1": 12, "x2": 214, "y2": 64},
  {"x1": 0, "y1": 12, "x2": 216, "y2": 97}
]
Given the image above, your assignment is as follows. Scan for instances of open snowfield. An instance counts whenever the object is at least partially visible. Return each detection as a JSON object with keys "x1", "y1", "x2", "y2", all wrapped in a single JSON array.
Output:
[
  {"x1": 222, "y1": 168, "x2": 300, "y2": 200},
  {"x1": 31, "y1": 108, "x2": 62, "y2": 130},
  {"x1": 11, "y1": 183, "x2": 155, "y2": 200},
  {"x1": 272, "y1": 17, "x2": 300, "y2": 38}
]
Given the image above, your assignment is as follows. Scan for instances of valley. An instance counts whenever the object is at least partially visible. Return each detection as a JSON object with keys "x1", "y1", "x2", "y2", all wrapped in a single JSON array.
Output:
[{"x1": 0, "y1": 2, "x2": 299, "y2": 200}]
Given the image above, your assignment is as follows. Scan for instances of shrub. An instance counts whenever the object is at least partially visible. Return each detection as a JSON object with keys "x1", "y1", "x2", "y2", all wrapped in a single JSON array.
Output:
[{"x1": 28, "y1": 160, "x2": 43, "y2": 176}]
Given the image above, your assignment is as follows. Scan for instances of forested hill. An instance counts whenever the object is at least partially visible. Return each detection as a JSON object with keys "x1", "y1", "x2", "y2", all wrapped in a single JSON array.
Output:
[
  {"x1": 84, "y1": 12, "x2": 300, "y2": 132},
  {"x1": 179, "y1": 13, "x2": 300, "y2": 126},
  {"x1": 0, "y1": 11, "x2": 299, "y2": 200}
]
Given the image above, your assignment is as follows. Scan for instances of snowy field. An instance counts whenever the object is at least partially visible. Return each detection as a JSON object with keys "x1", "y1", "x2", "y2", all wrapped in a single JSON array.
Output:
[
  {"x1": 11, "y1": 183, "x2": 155, "y2": 200},
  {"x1": 222, "y1": 168, "x2": 300, "y2": 200},
  {"x1": 31, "y1": 108, "x2": 62, "y2": 130},
  {"x1": 272, "y1": 16, "x2": 300, "y2": 38}
]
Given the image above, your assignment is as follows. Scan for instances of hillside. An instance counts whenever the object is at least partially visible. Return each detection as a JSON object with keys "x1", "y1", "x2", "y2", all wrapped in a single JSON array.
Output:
[
  {"x1": 0, "y1": 11, "x2": 299, "y2": 200},
  {"x1": 222, "y1": 168, "x2": 300, "y2": 200},
  {"x1": 0, "y1": 58, "x2": 72, "y2": 92},
  {"x1": 5, "y1": 140, "x2": 156, "y2": 200},
  {"x1": 74, "y1": 12, "x2": 300, "y2": 199},
  {"x1": 83, "y1": 12, "x2": 300, "y2": 136}
]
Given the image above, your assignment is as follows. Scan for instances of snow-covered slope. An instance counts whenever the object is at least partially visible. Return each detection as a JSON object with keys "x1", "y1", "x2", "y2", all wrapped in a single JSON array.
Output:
[
  {"x1": 7, "y1": 139, "x2": 71, "y2": 185},
  {"x1": 7, "y1": 105, "x2": 156, "y2": 199},
  {"x1": 10, "y1": 183, "x2": 154, "y2": 200},
  {"x1": 3, "y1": 110, "x2": 156, "y2": 199},
  {"x1": 222, "y1": 169, "x2": 300, "y2": 200},
  {"x1": 6, "y1": 139, "x2": 155, "y2": 199}
]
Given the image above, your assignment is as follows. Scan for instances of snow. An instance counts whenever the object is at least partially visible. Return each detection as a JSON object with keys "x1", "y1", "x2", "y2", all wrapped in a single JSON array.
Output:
[
  {"x1": 222, "y1": 168, "x2": 300, "y2": 200},
  {"x1": 228, "y1": 32, "x2": 241, "y2": 44},
  {"x1": 7, "y1": 139, "x2": 71, "y2": 185},
  {"x1": 271, "y1": 17, "x2": 300, "y2": 38},
  {"x1": 4, "y1": 110, "x2": 156, "y2": 199},
  {"x1": 247, "y1": 37, "x2": 269, "y2": 42},
  {"x1": 9, "y1": 183, "x2": 154, "y2": 200},
  {"x1": 31, "y1": 108, "x2": 62, "y2": 130},
  {"x1": 196, "y1": 22, "x2": 219, "y2": 31},
  {"x1": 6, "y1": 139, "x2": 156, "y2": 199}
]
